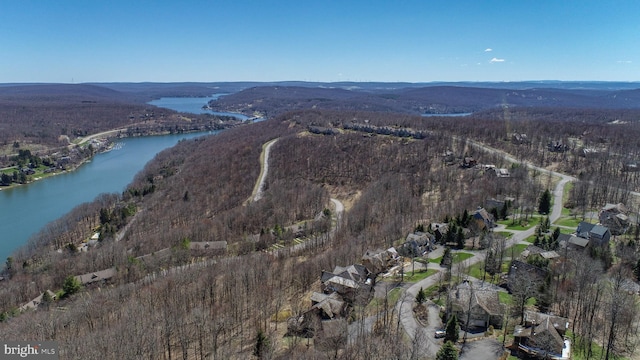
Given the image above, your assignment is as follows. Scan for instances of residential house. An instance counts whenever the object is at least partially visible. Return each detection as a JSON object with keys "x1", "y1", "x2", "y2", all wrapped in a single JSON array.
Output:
[
  {"x1": 361, "y1": 247, "x2": 400, "y2": 277},
  {"x1": 75, "y1": 267, "x2": 116, "y2": 285},
  {"x1": 398, "y1": 232, "x2": 434, "y2": 257},
  {"x1": 448, "y1": 281, "x2": 504, "y2": 329},
  {"x1": 321, "y1": 264, "x2": 371, "y2": 303},
  {"x1": 494, "y1": 168, "x2": 510, "y2": 178},
  {"x1": 599, "y1": 203, "x2": 630, "y2": 235},
  {"x1": 558, "y1": 233, "x2": 590, "y2": 251},
  {"x1": 19, "y1": 290, "x2": 57, "y2": 312},
  {"x1": 442, "y1": 150, "x2": 456, "y2": 165},
  {"x1": 472, "y1": 207, "x2": 495, "y2": 231},
  {"x1": 512, "y1": 133, "x2": 530, "y2": 144},
  {"x1": 310, "y1": 292, "x2": 347, "y2": 319},
  {"x1": 20, "y1": 167, "x2": 36, "y2": 175},
  {"x1": 548, "y1": 141, "x2": 569, "y2": 153},
  {"x1": 520, "y1": 245, "x2": 560, "y2": 261},
  {"x1": 514, "y1": 310, "x2": 570, "y2": 360},
  {"x1": 576, "y1": 222, "x2": 611, "y2": 246},
  {"x1": 88, "y1": 232, "x2": 100, "y2": 246},
  {"x1": 462, "y1": 156, "x2": 477, "y2": 168},
  {"x1": 430, "y1": 223, "x2": 449, "y2": 243}
]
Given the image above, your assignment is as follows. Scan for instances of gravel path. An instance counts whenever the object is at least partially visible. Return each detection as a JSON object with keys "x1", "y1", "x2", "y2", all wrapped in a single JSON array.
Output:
[{"x1": 252, "y1": 138, "x2": 278, "y2": 202}]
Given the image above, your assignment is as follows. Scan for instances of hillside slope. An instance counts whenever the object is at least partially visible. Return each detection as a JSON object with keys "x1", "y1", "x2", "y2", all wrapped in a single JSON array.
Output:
[
  {"x1": 3, "y1": 104, "x2": 640, "y2": 358},
  {"x1": 208, "y1": 85, "x2": 640, "y2": 117}
]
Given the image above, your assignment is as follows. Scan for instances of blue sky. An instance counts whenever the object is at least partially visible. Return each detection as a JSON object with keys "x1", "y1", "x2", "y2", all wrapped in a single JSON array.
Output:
[{"x1": 1, "y1": 0, "x2": 638, "y2": 83}]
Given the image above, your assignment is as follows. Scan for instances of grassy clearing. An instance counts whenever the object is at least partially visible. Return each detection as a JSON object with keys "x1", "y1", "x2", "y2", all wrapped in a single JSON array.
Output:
[
  {"x1": 559, "y1": 227, "x2": 575, "y2": 234},
  {"x1": 498, "y1": 292, "x2": 536, "y2": 306},
  {"x1": 453, "y1": 252, "x2": 474, "y2": 263},
  {"x1": 364, "y1": 287, "x2": 403, "y2": 316},
  {"x1": 510, "y1": 243, "x2": 529, "y2": 256},
  {"x1": 554, "y1": 216, "x2": 594, "y2": 228},
  {"x1": 401, "y1": 269, "x2": 438, "y2": 282},
  {"x1": 497, "y1": 216, "x2": 541, "y2": 231},
  {"x1": 431, "y1": 251, "x2": 475, "y2": 264},
  {"x1": 498, "y1": 292, "x2": 512, "y2": 304},
  {"x1": 271, "y1": 309, "x2": 292, "y2": 322}
]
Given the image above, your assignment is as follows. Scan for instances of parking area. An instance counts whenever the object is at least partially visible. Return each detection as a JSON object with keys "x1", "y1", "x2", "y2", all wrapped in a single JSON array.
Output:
[{"x1": 458, "y1": 339, "x2": 508, "y2": 360}]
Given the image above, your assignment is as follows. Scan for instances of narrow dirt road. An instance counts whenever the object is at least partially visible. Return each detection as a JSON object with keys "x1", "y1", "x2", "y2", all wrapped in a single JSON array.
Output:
[{"x1": 251, "y1": 138, "x2": 278, "y2": 202}]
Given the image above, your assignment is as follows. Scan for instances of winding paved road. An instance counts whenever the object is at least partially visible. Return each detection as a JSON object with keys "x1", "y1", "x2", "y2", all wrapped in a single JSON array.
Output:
[
  {"x1": 251, "y1": 138, "x2": 345, "y2": 256},
  {"x1": 396, "y1": 140, "x2": 576, "y2": 358}
]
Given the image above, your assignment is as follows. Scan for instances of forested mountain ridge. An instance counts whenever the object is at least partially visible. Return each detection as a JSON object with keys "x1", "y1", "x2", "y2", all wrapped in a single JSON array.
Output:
[
  {"x1": 208, "y1": 85, "x2": 640, "y2": 118},
  {"x1": 3, "y1": 104, "x2": 640, "y2": 358},
  {"x1": 2, "y1": 83, "x2": 640, "y2": 358},
  {"x1": 0, "y1": 84, "x2": 243, "y2": 165}
]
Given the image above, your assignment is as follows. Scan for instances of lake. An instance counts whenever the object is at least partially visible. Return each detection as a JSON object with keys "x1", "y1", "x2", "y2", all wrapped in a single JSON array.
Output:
[
  {"x1": 0, "y1": 95, "x2": 241, "y2": 263},
  {"x1": 148, "y1": 95, "x2": 250, "y2": 120},
  {"x1": 422, "y1": 112, "x2": 472, "y2": 117},
  {"x1": 0, "y1": 132, "x2": 217, "y2": 262}
]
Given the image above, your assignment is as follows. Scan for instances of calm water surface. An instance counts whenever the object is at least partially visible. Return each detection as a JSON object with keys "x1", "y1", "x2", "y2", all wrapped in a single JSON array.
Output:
[
  {"x1": 0, "y1": 130, "x2": 218, "y2": 262},
  {"x1": 1, "y1": 95, "x2": 255, "y2": 261},
  {"x1": 148, "y1": 95, "x2": 250, "y2": 120}
]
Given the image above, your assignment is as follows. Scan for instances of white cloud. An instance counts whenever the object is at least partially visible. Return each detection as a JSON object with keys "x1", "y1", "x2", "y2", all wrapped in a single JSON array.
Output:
[
  {"x1": 490, "y1": 57, "x2": 505, "y2": 63},
  {"x1": 617, "y1": 60, "x2": 632, "y2": 64},
  {"x1": 485, "y1": 48, "x2": 493, "y2": 52}
]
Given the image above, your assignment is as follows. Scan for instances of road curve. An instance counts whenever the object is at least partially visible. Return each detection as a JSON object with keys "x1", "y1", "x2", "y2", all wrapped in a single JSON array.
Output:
[{"x1": 397, "y1": 139, "x2": 576, "y2": 356}]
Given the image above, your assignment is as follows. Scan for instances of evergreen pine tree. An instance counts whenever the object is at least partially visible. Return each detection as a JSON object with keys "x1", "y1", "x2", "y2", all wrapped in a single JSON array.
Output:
[
  {"x1": 436, "y1": 341, "x2": 459, "y2": 360},
  {"x1": 253, "y1": 329, "x2": 270, "y2": 359},
  {"x1": 538, "y1": 189, "x2": 552, "y2": 215},
  {"x1": 416, "y1": 287, "x2": 427, "y2": 305},
  {"x1": 445, "y1": 314, "x2": 460, "y2": 343}
]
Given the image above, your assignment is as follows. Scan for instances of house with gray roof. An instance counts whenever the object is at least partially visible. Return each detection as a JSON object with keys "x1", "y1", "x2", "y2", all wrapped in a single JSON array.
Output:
[
  {"x1": 558, "y1": 233, "x2": 590, "y2": 250},
  {"x1": 449, "y1": 281, "x2": 504, "y2": 329},
  {"x1": 472, "y1": 207, "x2": 495, "y2": 231},
  {"x1": 514, "y1": 310, "x2": 570, "y2": 360},
  {"x1": 19, "y1": 290, "x2": 57, "y2": 312},
  {"x1": 361, "y1": 247, "x2": 400, "y2": 276},
  {"x1": 576, "y1": 222, "x2": 611, "y2": 246},
  {"x1": 311, "y1": 292, "x2": 347, "y2": 319},
  {"x1": 599, "y1": 203, "x2": 630, "y2": 235},
  {"x1": 75, "y1": 267, "x2": 116, "y2": 285}
]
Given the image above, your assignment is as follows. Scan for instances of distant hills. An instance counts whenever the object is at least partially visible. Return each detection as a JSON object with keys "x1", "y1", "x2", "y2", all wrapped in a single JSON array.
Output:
[{"x1": 205, "y1": 83, "x2": 640, "y2": 117}]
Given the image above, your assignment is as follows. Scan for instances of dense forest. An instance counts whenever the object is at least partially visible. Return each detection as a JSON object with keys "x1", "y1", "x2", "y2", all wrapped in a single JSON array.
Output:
[
  {"x1": 0, "y1": 84, "x2": 243, "y2": 163},
  {"x1": 2, "y1": 84, "x2": 640, "y2": 359}
]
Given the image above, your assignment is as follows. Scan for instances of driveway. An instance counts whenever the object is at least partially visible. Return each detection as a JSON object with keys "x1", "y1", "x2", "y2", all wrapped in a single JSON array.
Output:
[{"x1": 459, "y1": 339, "x2": 507, "y2": 360}]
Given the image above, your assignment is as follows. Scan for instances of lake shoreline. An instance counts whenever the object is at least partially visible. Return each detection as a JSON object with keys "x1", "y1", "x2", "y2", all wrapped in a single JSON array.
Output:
[{"x1": 0, "y1": 125, "x2": 234, "y2": 192}]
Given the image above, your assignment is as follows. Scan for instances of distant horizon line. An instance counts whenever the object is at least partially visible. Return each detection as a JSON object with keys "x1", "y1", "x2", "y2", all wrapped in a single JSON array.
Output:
[{"x1": 1, "y1": 79, "x2": 640, "y2": 85}]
